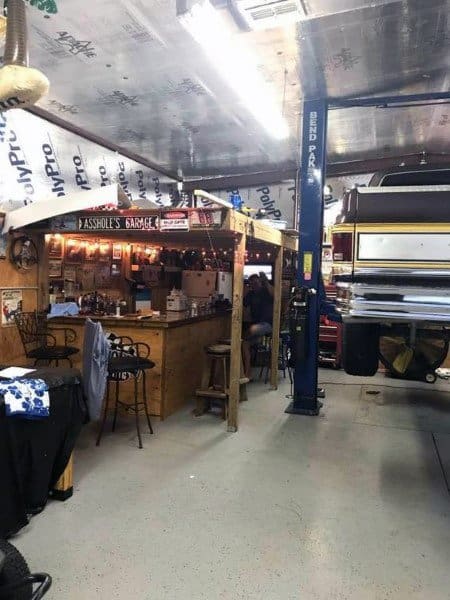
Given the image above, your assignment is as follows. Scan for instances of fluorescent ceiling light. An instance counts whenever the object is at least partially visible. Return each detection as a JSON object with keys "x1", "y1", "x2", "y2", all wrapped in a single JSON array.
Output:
[{"x1": 178, "y1": 0, "x2": 289, "y2": 140}]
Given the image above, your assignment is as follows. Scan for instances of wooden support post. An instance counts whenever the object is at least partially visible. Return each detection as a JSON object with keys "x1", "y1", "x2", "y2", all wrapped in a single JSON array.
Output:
[
  {"x1": 270, "y1": 246, "x2": 283, "y2": 390},
  {"x1": 51, "y1": 453, "x2": 74, "y2": 501},
  {"x1": 37, "y1": 233, "x2": 49, "y2": 312},
  {"x1": 228, "y1": 232, "x2": 246, "y2": 432}
]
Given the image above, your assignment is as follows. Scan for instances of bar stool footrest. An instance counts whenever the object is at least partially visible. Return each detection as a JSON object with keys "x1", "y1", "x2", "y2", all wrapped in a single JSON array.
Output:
[{"x1": 195, "y1": 389, "x2": 228, "y2": 399}]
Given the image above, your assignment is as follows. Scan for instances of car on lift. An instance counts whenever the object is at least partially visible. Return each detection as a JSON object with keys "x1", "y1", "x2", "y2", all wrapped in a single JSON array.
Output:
[{"x1": 331, "y1": 165, "x2": 450, "y2": 383}]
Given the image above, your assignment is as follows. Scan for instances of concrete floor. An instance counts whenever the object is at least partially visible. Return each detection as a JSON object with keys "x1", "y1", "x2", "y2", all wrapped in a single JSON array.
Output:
[{"x1": 14, "y1": 370, "x2": 450, "y2": 600}]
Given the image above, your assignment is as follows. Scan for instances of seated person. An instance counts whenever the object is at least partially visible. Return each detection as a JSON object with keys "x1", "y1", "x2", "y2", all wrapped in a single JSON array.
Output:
[{"x1": 242, "y1": 272, "x2": 273, "y2": 379}]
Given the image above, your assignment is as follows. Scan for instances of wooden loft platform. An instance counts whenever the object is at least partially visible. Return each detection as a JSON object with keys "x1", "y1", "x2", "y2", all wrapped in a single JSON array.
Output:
[{"x1": 40, "y1": 207, "x2": 298, "y2": 253}]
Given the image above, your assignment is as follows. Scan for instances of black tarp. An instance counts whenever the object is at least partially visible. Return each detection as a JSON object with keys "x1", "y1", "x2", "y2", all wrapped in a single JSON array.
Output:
[{"x1": 0, "y1": 367, "x2": 87, "y2": 538}]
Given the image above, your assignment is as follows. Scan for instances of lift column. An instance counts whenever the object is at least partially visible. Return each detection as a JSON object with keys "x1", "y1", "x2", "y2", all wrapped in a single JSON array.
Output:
[{"x1": 286, "y1": 98, "x2": 328, "y2": 416}]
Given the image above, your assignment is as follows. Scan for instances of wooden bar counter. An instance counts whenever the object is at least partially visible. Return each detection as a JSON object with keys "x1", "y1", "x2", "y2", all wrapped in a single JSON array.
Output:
[{"x1": 51, "y1": 311, "x2": 230, "y2": 419}]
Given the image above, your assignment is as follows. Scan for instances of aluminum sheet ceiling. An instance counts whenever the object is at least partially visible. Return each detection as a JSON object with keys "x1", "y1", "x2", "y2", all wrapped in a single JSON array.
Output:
[{"x1": 13, "y1": 0, "x2": 450, "y2": 177}]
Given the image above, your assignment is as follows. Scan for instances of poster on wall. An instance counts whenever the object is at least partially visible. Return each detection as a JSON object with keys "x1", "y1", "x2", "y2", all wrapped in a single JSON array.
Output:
[
  {"x1": 65, "y1": 240, "x2": 84, "y2": 263},
  {"x1": 112, "y1": 244, "x2": 122, "y2": 261},
  {"x1": 48, "y1": 236, "x2": 63, "y2": 258},
  {"x1": 64, "y1": 265, "x2": 77, "y2": 282},
  {"x1": 1, "y1": 289, "x2": 23, "y2": 327},
  {"x1": 49, "y1": 260, "x2": 63, "y2": 278}
]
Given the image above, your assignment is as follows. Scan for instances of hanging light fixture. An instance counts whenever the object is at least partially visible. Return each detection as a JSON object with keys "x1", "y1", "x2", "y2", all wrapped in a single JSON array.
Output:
[{"x1": 177, "y1": 0, "x2": 289, "y2": 140}]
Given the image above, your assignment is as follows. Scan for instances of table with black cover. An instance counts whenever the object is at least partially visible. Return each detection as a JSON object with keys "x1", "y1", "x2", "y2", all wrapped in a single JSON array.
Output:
[{"x1": 0, "y1": 367, "x2": 87, "y2": 538}]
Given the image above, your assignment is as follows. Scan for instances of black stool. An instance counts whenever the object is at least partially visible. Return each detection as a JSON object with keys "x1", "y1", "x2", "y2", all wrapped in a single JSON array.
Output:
[{"x1": 96, "y1": 338, "x2": 155, "y2": 449}]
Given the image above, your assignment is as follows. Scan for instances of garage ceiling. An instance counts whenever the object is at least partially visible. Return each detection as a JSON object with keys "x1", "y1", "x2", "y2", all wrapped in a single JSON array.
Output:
[{"x1": 17, "y1": 0, "x2": 450, "y2": 178}]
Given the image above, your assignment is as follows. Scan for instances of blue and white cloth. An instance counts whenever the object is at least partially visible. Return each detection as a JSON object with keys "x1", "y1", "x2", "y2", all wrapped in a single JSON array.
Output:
[
  {"x1": 47, "y1": 302, "x2": 79, "y2": 318},
  {"x1": 0, "y1": 378, "x2": 50, "y2": 419}
]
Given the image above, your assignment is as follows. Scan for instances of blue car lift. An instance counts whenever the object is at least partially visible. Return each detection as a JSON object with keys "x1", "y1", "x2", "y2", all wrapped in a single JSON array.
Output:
[{"x1": 286, "y1": 91, "x2": 450, "y2": 416}]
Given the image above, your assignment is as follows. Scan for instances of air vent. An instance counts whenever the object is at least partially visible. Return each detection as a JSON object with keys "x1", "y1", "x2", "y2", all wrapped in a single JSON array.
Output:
[{"x1": 232, "y1": 0, "x2": 304, "y2": 30}]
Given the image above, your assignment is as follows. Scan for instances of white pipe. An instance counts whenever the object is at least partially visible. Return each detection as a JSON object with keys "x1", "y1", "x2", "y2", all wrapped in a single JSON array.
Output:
[{"x1": 193, "y1": 189, "x2": 233, "y2": 209}]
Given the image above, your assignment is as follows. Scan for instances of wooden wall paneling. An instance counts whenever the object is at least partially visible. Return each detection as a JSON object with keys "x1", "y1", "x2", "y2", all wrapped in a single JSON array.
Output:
[{"x1": 0, "y1": 233, "x2": 39, "y2": 365}]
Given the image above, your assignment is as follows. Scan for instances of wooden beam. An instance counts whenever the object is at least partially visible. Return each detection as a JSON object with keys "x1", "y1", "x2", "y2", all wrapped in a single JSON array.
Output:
[
  {"x1": 249, "y1": 219, "x2": 284, "y2": 247},
  {"x1": 228, "y1": 232, "x2": 246, "y2": 432},
  {"x1": 226, "y1": 211, "x2": 288, "y2": 247},
  {"x1": 281, "y1": 232, "x2": 298, "y2": 252},
  {"x1": 270, "y1": 246, "x2": 283, "y2": 390},
  {"x1": 184, "y1": 168, "x2": 297, "y2": 192}
]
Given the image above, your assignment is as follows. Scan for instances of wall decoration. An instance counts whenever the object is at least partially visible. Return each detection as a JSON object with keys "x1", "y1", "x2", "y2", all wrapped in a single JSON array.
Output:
[
  {"x1": 95, "y1": 265, "x2": 112, "y2": 288},
  {"x1": 65, "y1": 240, "x2": 84, "y2": 263},
  {"x1": 160, "y1": 210, "x2": 189, "y2": 232},
  {"x1": 78, "y1": 215, "x2": 159, "y2": 232},
  {"x1": 190, "y1": 209, "x2": 223, "y2": 229},
  {"x1": 49, "y1": 259, "x2": 62, "y2": 278},
  {"x1": 63, "y1": 265, "x2": 77, "y2": 282},
  {"x1": 111, "y1": 263, "x2": 121, "y2": 277},
  {"x1": 79, "y1": 265, "x2": 95, "y2": 291},
  {"x1": 112, "y1": 244, "x2": 122, "y2": 261},
  {"x1": 10, "y1": 236, "x2": 38, "y2": 271},
  {"x1": 1, "y1": 290, "x2": 23, "y2": 327},
  {"x1": 51, "y1": 215, "x2": 78, "y2": 231},
  {"x1": 85, "y1": 244, "x2": 98, "y2": 261},
  {"x1": 99, "y1": 243, "x2": 111, "y2": 262},
  {"x1": 48, "y1": 235, "x2": 63, "y2": 258}
]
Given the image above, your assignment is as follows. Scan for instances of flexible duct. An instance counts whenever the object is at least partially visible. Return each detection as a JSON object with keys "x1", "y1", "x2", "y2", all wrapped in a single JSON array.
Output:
[
  {"x1": 4, "y1": 0, "x2": 29, "y2": 66},
  {"x1": 0, "y1": 0, "x2": 49, "y2": 111}
]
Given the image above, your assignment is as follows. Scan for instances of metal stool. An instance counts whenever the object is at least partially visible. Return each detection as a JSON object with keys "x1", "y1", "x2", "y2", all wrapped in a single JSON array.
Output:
[
  {"x1": 256, "y1": 333, "x2": 292, "y2": 384},
  {"x1": 96, "y1": 338, "x2": 155, "y2": 448},
  {"x1": 255, "y1": 335, "x2": 272, "y2": 383}
]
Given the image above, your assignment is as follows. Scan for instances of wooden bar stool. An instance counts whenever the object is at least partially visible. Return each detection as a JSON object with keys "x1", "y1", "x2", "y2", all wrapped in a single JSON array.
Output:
[{"x1": 195, "y1": 343, "x2": 248, "y2": 419}]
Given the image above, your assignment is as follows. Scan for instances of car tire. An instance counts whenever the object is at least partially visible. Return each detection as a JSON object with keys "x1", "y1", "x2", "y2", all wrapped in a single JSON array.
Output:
[
  {"x1": 342, "y1": 323, "x2": 380, "y2": 376},
  {"x1": 0, "y1": 539, "x2": 32, "y2": 600}
]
